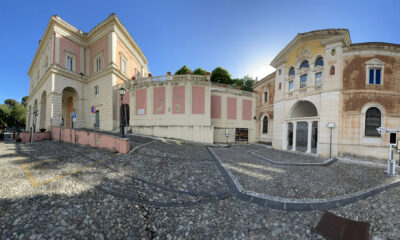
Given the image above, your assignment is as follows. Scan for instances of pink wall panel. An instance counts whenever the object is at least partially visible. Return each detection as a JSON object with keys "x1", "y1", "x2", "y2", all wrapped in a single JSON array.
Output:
[
  {"x1": 242, "y1": 99, "x2": 252, "y2": 121},
  {"x1": 227, "y1": 97, "x2": 237, "y2": 120},
  {"x1": 211, "y1": 96, "x2": 221, "y2": 119},
  {"x1": 172, "y1": 86, "x2": 185, "y2": 114},
  {"x1": 59, "y1": 36, "x2": 81, "y2": 73},
  {"x1": 153, "y1": 87, "x2": 166, "y2": 114},
  {"x1": 192, "y1": 86, "x2": 205, "y2": 114},
  {"x1": 136, "y1": 89, "x2": 147, "y2": 115},
  {"x1": 90, "y1": 37, "x2": 108, "y2": 74}
]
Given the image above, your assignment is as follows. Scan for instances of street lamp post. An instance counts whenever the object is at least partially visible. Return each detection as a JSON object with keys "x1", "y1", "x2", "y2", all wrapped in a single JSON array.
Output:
[
  {"x1": 119, "y1": 86, "x2": 126, "y2": 138},
  {"x1": 31, "y1": 106, "x2": 39, "y2": 143}
]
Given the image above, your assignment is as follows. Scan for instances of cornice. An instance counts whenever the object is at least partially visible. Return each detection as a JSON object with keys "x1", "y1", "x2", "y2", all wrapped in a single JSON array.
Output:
[
  {"x1": 270, "y1": 29, "x2": 351, "y2": 68},
  {"x1": 344, "y1": 42, "x2": 400, "y2": 54},
  {"x1": 254, "y1": 72, "x2": 276, "y2": 88},
  {"x1": 28, "y1": 14, "x2": 149, "y2": 76}
]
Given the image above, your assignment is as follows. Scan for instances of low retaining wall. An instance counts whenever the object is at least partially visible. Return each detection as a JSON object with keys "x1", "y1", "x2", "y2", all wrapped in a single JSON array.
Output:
[
  {"x1": 51, "y1": 127, "x2": 130, "y2": 154},
  {"x1": 19, "y1": 132, "x2": 51, "y2": 143},
  {"x1": 130, "y1": 125, "x2": 214, "y2": 144}
]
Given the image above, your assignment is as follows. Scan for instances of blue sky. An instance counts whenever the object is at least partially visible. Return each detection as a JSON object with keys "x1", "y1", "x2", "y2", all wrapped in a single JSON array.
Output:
[{"x1": 1, "y1": 0, "x2": 399, "y2": 103}]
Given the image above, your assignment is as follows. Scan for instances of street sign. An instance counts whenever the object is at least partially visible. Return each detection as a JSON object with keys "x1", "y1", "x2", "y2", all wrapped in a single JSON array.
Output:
[
  {"x1": 72, "y1": 112, "x2": 77, "y2": 123},
  {"x1": 91, "y1": 106, "x2": 96, "y2": 114}
]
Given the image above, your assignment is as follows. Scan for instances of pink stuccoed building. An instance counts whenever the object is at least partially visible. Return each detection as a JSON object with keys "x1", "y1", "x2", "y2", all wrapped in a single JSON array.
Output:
[{"x1": 26, "y1": 14, "x2": 257, "y2": 144}]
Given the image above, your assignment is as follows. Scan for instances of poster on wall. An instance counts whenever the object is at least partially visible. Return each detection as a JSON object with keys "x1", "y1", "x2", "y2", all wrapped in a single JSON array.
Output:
[{"x1": 137, "y1": 109, "x2": 145, "y2": 115}]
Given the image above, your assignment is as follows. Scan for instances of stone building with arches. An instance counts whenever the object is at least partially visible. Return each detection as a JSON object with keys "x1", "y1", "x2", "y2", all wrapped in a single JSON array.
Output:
[
  {"x1": 254, "y1": 29, "x2": 400, "y2": 160},
  {"x1": 26, "y1": 14, "x2": 149, "y2": 132}
]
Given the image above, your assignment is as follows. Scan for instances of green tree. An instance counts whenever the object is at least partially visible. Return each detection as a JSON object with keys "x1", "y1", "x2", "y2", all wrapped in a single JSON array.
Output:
[
  {"x1": 241, "y1": 75, "x2": 255, "y2": 92},
  {"x1": 21, "y1": 96, "x2": 29, "y2": 107},
  {"x1": 0, "y1": 104, "x2": 11, "y2": 127},
  {"x1": 192, "y1": 68, "x2": 206, "y2": 75},
  {"x1": 11, "y1": 103, "x2": 26, "y2": 130},
  {"x1": 232, "y1": 78, "x2": 244, "y2": 89},
  {"x1": 4, "y1": 99, "x2": 18, "y2": 109},
  {"x1": 211, "y1": 67, "x2": 232, "y2": 84},
  {"x1": 0, "y1": 99, "x2": 27, "y2": 130},
  {"x1": 175, "y1": 65, "x2": 191, "y2": 75}
]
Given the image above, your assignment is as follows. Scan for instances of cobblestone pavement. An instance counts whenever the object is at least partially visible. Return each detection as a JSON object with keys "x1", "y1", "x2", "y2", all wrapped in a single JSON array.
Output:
[
  {"x1": 253, "y1": 145, "x2": 327, "y2": 164},
  {"x1": 1, "y1": 138, "x2": 400, "y2": 239}
]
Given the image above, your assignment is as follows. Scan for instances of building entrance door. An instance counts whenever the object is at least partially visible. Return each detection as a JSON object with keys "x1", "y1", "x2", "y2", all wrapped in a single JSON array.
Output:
[
  {"x1": 287, "y1": 122, "x2": 293, "y2": 150},
  {"x1": 312, "y1": 121, "x2": 318, "y2": 153},
  {"x1": 296, "y1": 121, "x2": 308, "y2": 152}
]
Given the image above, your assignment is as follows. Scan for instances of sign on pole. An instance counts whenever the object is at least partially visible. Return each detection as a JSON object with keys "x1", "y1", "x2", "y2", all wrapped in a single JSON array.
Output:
[{"x1": 72, "y1": 112, "x2": 77, "y2": 123}]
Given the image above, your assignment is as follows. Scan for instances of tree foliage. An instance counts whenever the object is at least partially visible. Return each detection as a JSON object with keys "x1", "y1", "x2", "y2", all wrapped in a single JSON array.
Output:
[
  {"x1": 0, "y1": 97, "x2": 27, "y2": 130},
  {"x1": 210, "y1": 67, "x2": 232, "y2": 84},
  {"x1": 21, "y1": 96, "x2": 29, "y2": 107},
  {"x1": 175, "y1": 65, "x2": 191, "y2": 75},
  {"x1": 192, "y1": 68, "x2": 206, "y2": 75},
  {"x1": 241, "y1": 75, "x2": 255, "y2": 92}
]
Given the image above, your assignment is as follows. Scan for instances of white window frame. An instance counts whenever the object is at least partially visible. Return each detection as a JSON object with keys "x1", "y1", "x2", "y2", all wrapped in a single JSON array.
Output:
[
  {"x1": 120, "y1": 54, "x2": 127, "y2": 74},
  {"x1": 65, "y1": 51, "x2": 76, "y2": 72},
  {"x1": 288, "y1": 80, "x2": 294, "y2": 92},
  {"x1": 94, "y1": 84, "x2": 99, "y2": 96},
  {"x1": 315, "y1": 72, "x2": 323, "y2": 85},
  {"x1": 300, "y1": 74, "x2": 307, "y2": 89},
  {"x1": 94, "y1": 52, "x2": 103, "y2": 73},
  {"x1": 360, "y1": 103, "x2": 385, "y2": 145},
  {"x1": 136, "y1": 69, "x2": 141, "y2": 79},
  {"x1": 365, "y1": 58, "x2": 384, "y2": 86},
  {"x1": 263, "y1": 90, "x2": 269, "y2": 103}
]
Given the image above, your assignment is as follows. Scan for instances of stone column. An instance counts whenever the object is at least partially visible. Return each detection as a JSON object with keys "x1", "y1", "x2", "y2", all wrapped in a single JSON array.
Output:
[
  {"x1": 292, "y1": 122, "x2": 297, "y2": 151},
  {"x1": 306, "y1": 121, "x2": 312, "y2": 153}
]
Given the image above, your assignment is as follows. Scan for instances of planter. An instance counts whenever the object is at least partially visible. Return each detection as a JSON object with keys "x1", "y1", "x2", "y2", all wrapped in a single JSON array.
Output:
[{"x1": 40, "y1": 128, "x2": 46, "y2": 133}]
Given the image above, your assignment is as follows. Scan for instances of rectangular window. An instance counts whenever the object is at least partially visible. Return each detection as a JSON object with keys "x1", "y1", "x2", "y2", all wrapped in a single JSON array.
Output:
[
  {"x1": 289, "y1": 80, "x2": 294, "y2": 92},
  {"x1": 369, "y1": 68, "x2": 382, "y2": 85},
  {"x1": 95, "y1": 56, "x2": 102, "y2": 72},
  {"x1": 121, "y1": 57, "x2": 126, "y2": 74},
  {"x1": 66, "y1": 55, "x2": 74, "y2": 71},
  {"x1": 264, "y1": 92, "x2": 268, "y2": 103},
  {"x1": 315, "y1": 72, "x2": 322, "y2": 85},
  {"x1": 300, "y1": 74, "x2": 307, "y2": 88},
  {"x1": 94, "y1": 85, "x2": 99, "y2": 95}
]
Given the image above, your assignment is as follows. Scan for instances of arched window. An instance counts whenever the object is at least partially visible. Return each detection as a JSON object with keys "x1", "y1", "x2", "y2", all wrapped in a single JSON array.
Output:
[
  {"x1": 262, "y1": 116, "x2": 268, "y2": 134},
  {"x1": 315, "y1": 57, "x2": 324, "y2": 67},
  {"x1": 365, "y1": 107, "x2": 381, "y2": 137},
  {"x1": 300, "y1": 60, "x2": 309, "y2": 69},
  {"x1": 288, "y1": 66, "x2": 295, "y2": 76}
]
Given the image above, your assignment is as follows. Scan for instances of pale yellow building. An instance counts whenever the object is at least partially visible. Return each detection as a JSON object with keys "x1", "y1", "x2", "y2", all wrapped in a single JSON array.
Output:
[{"x1": 255, "y1": 29, "x2": 400, "y2": 160}]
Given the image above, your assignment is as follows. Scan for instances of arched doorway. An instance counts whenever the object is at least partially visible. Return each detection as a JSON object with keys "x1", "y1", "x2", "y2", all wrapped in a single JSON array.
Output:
[
  {"x1": 287, "y1": 100, "x2": 319, "y2": 153},
  {"x1": 40, "y1": 91, "x2": 47, "y2": 130},
  {"x1": 120, "y1": 104, "x2": 130, "y2": 125},
  {"x1": 61, "y1": 87, "x2": 78, "y2": 128}
]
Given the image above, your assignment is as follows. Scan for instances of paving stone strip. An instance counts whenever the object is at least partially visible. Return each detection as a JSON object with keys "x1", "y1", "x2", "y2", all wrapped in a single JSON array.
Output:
[
  {"x1": 128, "y1": 139, "x2": 160, "y2": 154},
  {"x1": 207, "y1": 146, "x2": 400, "y2": 211},
  {"x1": 251, "y1": 149, "x2": 338, "y2": 166}
]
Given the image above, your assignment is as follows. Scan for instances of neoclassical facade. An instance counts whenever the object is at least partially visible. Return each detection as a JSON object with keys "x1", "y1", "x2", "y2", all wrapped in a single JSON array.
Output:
[
  {"x1": 254, "y1": 29, "x2": 400, "y2": 160},
  {"x1": 26, "y1": 14, "x2": 149, "y2": 132}
]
